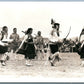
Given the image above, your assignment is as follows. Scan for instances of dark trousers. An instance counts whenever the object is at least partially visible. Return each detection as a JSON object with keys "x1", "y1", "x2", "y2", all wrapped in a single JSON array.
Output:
[{"x1": 49, "y1": 44, "x2": 59, "y2": 54}]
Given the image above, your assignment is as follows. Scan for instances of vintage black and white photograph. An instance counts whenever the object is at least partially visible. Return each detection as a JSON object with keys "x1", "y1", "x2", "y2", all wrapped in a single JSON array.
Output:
[{"x1": 0, "y1": 1, "x2": 84, "y2": 82}]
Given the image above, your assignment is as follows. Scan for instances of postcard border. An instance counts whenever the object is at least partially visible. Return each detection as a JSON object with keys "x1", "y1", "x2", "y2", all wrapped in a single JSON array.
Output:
[{"x1": 0, "y1": 0, "x2": 84, "y2": 84}]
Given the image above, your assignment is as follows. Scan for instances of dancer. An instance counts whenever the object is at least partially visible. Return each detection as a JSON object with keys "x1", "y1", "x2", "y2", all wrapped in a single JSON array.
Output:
[
  {"x1": 77, "y1": 28, "x2": 84, "y2": 66},
  {"x1": 17, "y1": 28, "x2": 36, "y2": 66},
  {"x1": 0, "y1": 26, "x2": 10, "y2": 66},
  {"x1": 48, "y1": 20, "x2": 61, "y2": 66}
]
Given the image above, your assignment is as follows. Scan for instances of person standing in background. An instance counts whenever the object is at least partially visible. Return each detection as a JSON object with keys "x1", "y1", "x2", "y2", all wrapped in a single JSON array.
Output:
[
  {"x1": 35, "y1": 31, "x2": 44, "y2": 60},
  {"x1": 10, "y1": 28, "x2": 20, "y2": 53}
]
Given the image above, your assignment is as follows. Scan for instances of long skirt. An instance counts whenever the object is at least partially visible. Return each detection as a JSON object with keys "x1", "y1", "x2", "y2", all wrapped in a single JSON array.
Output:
[
  {"x1": 0, "y1": 45, "x2": 8, "y2": 61},
  {"x1": 79, "y1": 45, "x2": 84, "y2": 59},
  {"x1": 25, "y1": 44, "x2": 36, "y2": 59}
]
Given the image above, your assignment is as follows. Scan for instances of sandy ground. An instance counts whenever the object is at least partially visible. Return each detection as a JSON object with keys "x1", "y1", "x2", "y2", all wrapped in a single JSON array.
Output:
[{"x1": 0, "y1": 52, "x2": 84, "y2": 82}]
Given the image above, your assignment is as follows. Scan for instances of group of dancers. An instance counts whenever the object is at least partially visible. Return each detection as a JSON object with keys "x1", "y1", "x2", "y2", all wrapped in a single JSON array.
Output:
[
  {"x1": 0, "y1": 19, "x2": 62, "y2": 66},
  {"x1": 0, "y1": 19, "x2": 84, "y2": 67},
  {"x1": 16, "y1": 20, "x2": 62, "y2": 66},
  {"x1": 0, "y1": 26, "x2": 21, "y2": 66}
]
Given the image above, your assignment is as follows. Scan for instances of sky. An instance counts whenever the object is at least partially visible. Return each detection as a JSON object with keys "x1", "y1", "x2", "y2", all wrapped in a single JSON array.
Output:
[{"x1": 0, "y1": 2, "x2": 84, "y2": 39}]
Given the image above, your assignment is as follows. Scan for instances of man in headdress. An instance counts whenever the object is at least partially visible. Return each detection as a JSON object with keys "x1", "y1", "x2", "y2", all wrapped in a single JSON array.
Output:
[
  {"x1": 48, "y1": 19, "x2": 61, "y2": 66},
  {"x1": 51, "y1": 19, "x2": 60, "y2": 37},
  {"x1": 1, "y1": 26, "x2": 8, "y2": 40}
]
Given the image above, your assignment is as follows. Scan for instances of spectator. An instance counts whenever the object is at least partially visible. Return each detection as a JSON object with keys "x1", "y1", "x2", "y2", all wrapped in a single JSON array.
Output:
[
  {"x1": 10, "y1": 28, "x2": 20, "y2": 53},
  {"x1": 35, "y1": 31, "x2": 44, "y2": 60}
]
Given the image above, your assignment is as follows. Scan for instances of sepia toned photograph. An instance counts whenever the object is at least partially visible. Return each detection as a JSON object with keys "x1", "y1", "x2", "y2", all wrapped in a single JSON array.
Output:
[{"x1": 0, "y1": 1, "x2": 84, "y2": 82}]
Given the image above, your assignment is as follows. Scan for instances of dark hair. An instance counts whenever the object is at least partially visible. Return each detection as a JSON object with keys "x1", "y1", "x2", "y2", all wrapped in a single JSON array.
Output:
[
  {"x1": 26, "y1": 28, "x2": 33, "y2": 34},
  {"x1": 81, "y1": 28, "x2": 84, "y2": 35},
  {"x1": 13, "y1": 28, "x2": 17, "y2": 30},
  {"x1": 38, "y1": 31, "x2": 41, "y2": 33},
  {"x1": 2, "y1": 26, "x2": 7, "y2": 31},
  {"x1": 82, "y1": 29, "x2": 84, "y2": 32},
  {"x1": 54, "y1": 23, "x2": 60, "y2": 28}
]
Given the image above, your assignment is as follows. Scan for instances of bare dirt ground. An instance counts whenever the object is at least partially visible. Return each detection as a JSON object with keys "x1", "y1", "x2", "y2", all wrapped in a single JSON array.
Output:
[{"x1": 0, "y1": 53, "x2": 84, "y2": 82}]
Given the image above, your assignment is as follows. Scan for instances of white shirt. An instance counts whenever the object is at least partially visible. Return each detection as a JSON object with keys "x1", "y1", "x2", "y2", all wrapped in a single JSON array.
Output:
[
  {"x1": 49, "y1": 29, "x2": 59, "y2": 42},
  {"x1": 80, "y1": 34, "x2": 84, "y2": 42}
]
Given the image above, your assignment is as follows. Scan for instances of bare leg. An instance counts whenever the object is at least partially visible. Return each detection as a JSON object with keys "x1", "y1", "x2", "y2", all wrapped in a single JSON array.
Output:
[
  {"x1": 25, "y1": 58, "x2": 32, "y2": 66},
  {"x1": 0, "y1": 52, "x2": 9, "y2": 66},
  {"x1": 49, "y1": 52, "x2": 61, "y2": 66},
  {"x1": 81, "y1": 59, "x2": 84, "y2": 66},
  {"x1": 1, "y1": 60, "x2": 6, "y2": 66}
]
